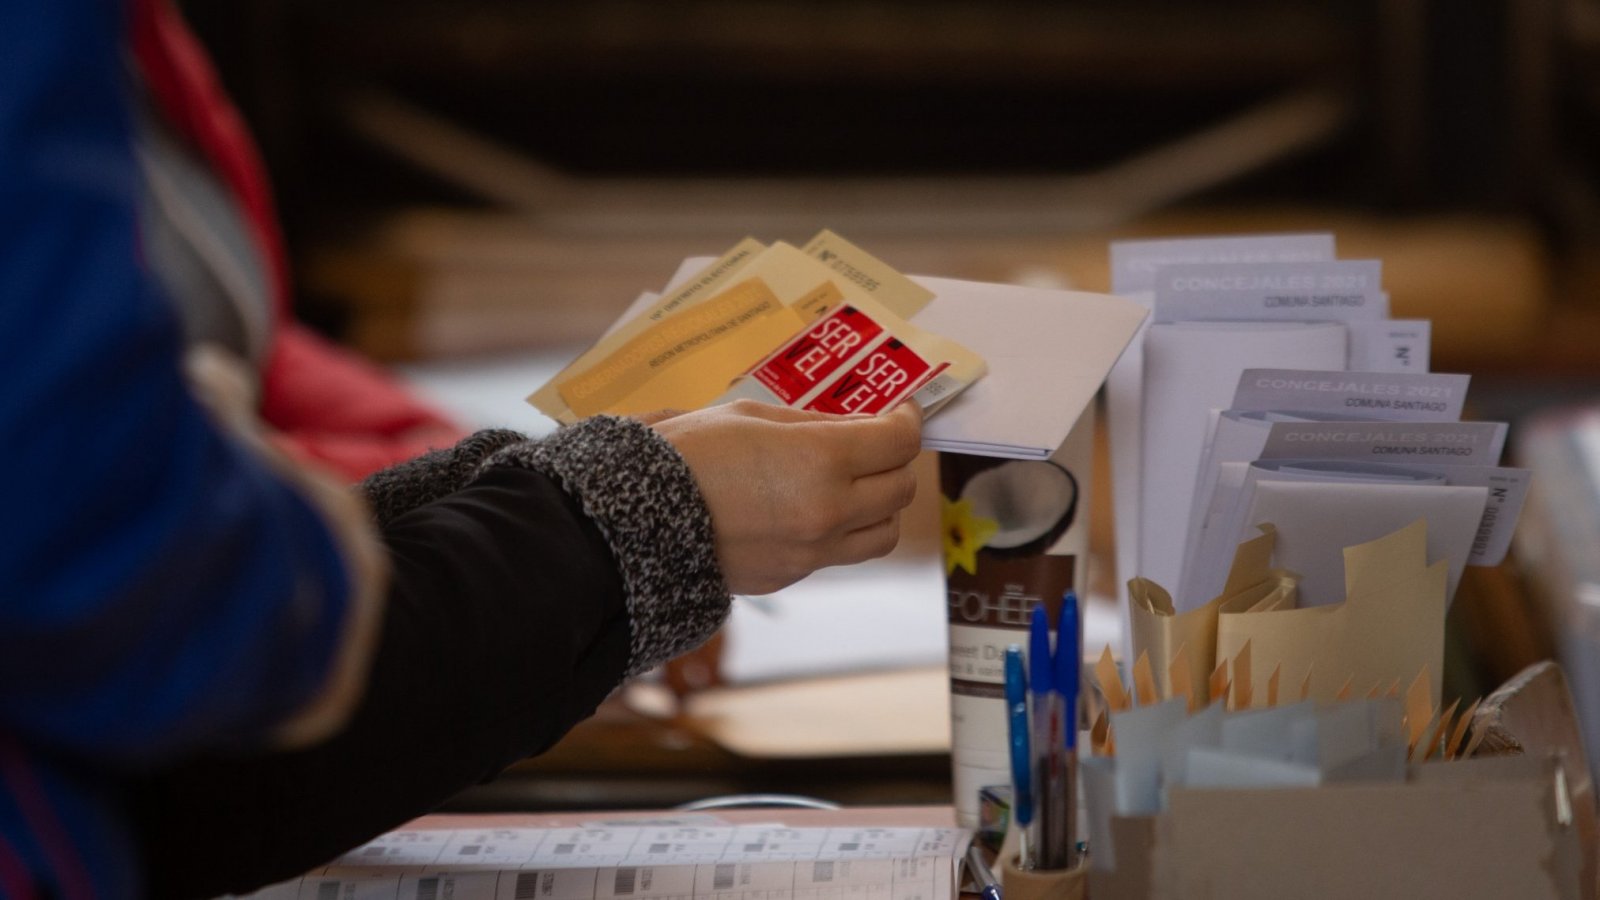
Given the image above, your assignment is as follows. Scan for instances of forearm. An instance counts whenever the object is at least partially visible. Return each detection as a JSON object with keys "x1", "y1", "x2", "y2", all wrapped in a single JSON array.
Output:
[
  {"x1": 127, "y1": 465, "x2": 634, "y2": 897},
  {"x1": 129, "y1": 418, "x2": 734, "y2": 897}
]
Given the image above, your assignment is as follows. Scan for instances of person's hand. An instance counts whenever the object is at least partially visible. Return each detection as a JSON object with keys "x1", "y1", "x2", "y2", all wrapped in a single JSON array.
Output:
[{"x1": 649, "y1": 399, "x2": 923, "y2": 595}]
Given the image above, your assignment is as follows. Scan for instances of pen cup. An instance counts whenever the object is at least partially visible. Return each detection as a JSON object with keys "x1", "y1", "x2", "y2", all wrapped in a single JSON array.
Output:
[{"x1": 1000, "y1": 855, "x2": 1087, "y2": 900}]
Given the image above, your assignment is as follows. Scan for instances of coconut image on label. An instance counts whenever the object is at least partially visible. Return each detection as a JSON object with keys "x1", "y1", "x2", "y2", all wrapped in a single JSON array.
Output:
[{"x1": 959, "y1": 460, "x2": 1079, "y2": 557}]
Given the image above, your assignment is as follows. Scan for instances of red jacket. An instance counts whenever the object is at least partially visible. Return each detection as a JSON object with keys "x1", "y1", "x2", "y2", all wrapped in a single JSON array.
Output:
[{"x1": 134, "y1": 0, "x2": 462, "y2": 480}]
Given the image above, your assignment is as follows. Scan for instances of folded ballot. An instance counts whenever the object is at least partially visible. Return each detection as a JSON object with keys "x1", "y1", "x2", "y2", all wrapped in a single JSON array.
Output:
[{"x1": 530, "y1": 231, "x2": 1147, "y2": 459}]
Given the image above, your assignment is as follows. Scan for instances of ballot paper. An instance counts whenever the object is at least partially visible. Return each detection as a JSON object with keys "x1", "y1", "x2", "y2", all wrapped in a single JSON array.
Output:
[
  {"x1": 1106, "y1": 234, "x2": 1339, "y2": 647},
  {"x1": 239, "y1": 824, "x2": 970, "y2": 900},
  {"x1": 1137, "y1": 320, "x2": 1348, "y2": 593},
  {"x1": 1180, "y1": 419, "x2": 1509, "y2": 610},
  {"x1": 537, "y1": 239, "x2": 1147, "y2": 459}
]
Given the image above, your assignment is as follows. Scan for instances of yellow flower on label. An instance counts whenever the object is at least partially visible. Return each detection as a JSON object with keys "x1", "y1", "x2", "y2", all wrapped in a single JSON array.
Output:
[{"x1": 942, "y1": 495, "x2": 999, "y2": 576}]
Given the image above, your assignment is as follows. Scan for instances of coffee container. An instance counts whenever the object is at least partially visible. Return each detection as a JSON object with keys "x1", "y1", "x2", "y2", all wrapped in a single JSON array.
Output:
[{"x1": 942, "y1": 406, "x2": 1093, "y2": 828}]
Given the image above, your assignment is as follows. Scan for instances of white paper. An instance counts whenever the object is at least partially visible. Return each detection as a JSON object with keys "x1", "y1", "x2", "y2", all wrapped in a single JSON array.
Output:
[
  {"x1": 1243, "y1": 478, "x2": 1488, "y2": 607},
  {"x1": 1151, "y1": 260, "x2": 1386, "y2": 324},
  {"x1": 246, "y1": 825, "x2": 970, "y2": 900},
  {"x1": 1182, "y1": 746, "x2": 1322, "y2": 789},
  {"x1": 1138, "y1": 321, "x2": 1348, "y2": 592},
  {"x1": 907, "y1": 275, "x2": 1147, "y2": 458},
  {"x1": 1108, "y1": 698, "x2": 1190, "y2": 815},
  {"x1": 722, "y1": 555, "x2": 948, "y2": 683}
]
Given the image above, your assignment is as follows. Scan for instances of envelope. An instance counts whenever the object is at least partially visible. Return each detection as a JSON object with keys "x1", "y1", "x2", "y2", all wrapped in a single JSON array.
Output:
[
  {"x1": 906, "y1": 274, "x2": 1146, "y2": 458},
  {"x1": 1108, "y1": 235, "x2": 1337, "y2": 656},
  {"x1": 1138, "y1": 321, "x2": 1348, "y2": 593}
]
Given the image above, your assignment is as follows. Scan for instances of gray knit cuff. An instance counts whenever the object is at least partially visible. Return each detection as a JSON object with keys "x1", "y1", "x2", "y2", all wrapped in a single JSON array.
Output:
[
  {"x1": 478, "y1": 416, "x2": 730, "y2": 677},
  {"x1": 359, "y1": 429, "x2": 527, "y2": 527}
]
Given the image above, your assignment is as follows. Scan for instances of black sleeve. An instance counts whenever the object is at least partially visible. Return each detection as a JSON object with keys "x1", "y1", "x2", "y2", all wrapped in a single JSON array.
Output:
[{"x1": 124, "y1": 417, "x2": 732, "y2": 898}]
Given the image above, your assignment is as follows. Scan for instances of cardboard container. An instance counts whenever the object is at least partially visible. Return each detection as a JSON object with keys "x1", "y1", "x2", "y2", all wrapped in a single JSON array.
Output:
[{"x1": 1088, "y1": 755, "x2": 1582, "y2": 900}]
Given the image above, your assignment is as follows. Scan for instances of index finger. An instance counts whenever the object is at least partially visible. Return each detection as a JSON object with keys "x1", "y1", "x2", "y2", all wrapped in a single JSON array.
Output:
[{"x1": 832, "y1": 401, "x2": 923, "y2": 475}]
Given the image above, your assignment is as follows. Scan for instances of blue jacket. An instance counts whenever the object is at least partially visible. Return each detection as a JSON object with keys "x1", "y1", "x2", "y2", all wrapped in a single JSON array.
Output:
[{"x1": 1, "y1": 1, "x2": 353, "y2": 894}]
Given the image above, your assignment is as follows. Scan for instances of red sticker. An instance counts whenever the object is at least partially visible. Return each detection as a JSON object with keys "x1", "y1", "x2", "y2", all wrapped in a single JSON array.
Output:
[
  {"x1": 805, "y1": 338, "x2": 931, "y2": 415},
  {"x1": 750, "y1": 306, "x2": 883, "y2": 403}
]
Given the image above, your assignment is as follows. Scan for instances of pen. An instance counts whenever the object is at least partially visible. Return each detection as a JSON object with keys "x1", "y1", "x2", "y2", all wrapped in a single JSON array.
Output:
[
  {"x1": 1003, "y1": 645, "x2": 1032, "y2": 868},
  {"x1": 1054, "y1": 591, "x2": 1081, "y2": 869},
  {"x1": 1027, "y1": 605, "x2": 1055, "y2": 870},
  {"x1": 965, "y1": 842, "x2": 1004, "y2": 900}
]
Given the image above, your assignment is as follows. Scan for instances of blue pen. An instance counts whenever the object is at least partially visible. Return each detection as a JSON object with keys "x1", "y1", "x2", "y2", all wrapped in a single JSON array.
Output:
[
  {"x1": 1027, "y1": 605, "x2": 1054, "y2": 869},
  {"x1": 1003, "y1": 645, "x2": 1032, "y2": 868},
  {"x1": 1053, "y1": 592, "x2": 1081, "y2": 868}
]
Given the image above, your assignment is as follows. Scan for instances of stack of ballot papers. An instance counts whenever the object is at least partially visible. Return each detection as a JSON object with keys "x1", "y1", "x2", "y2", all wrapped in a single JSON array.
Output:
[
  {"x1": 1104, "y1": 232, "x2": 1529, "y2": 649},
  {"x1": 529, "y1": 231, "x2": 1147, "y2": 459}
]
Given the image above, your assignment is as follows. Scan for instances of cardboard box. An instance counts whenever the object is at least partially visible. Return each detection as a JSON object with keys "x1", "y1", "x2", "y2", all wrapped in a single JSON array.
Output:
[{"x1": 1089, "y1": 755, "x2": 1582, "y2": 900}]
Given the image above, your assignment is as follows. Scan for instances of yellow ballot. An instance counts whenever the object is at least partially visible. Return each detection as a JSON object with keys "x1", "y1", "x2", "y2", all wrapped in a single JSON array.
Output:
[
  {"x1": 529, "y1": 237, "x2": 766, "y2": 421},
  {"x1": 531, "y1": 233, "x2": 934, "y2": 423},
  {"x1": 556, "y1": 279, "x2": 822, "y2": 418}
]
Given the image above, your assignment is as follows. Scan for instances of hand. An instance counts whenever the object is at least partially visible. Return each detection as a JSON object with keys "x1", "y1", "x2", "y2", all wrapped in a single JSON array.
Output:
[{"x1": 650, "y1": 399, "x2": 923, "y2": 595}]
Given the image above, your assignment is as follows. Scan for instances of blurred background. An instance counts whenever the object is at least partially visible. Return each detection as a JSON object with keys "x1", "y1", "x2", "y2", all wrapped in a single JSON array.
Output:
[{"x1": 180, "y1": 0, "x2": 1600, "y2": 809}]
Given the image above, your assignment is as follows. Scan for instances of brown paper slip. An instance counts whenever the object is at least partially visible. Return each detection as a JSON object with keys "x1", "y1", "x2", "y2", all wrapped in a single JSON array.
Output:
[{"x1": 1215, "y1": 518, "x2": 1446, "y2": 707}]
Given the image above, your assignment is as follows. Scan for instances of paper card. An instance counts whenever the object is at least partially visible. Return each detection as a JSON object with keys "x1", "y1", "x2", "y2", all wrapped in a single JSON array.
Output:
[
  {"x1": 1151, "y1": 260, "x2": 1386, "y2": 324},
  {"x1": 1231, "y1": 640, "x2": 1253, "y2": 710},
  {"x1": 1219, "y1": 702, "x2": 1317, "y2": 761},
  {"x1": 1179, "y1": 387, "x2": 1470, "y2": 596},
  {"x1": 557, "y1": 277, "x2": 811, "y2": 417},
  {"x1": 717, "y1": 297, "x2": 986, "y2": 417},
  {"x1": 1429, "y1": 465, "x2": 1532, "y2": 566},
  {"x1": 1314, "y1": 700, "x2": 1381, "y2": 772},
  {"x1": 1096, "y1": 645, "x2": 1132, "y2": 713},
  {"x1": 1109, "y1": 698, "x2": 1190, "y2": 815},
  {"x1": 1158, "y1": 701, "x2": 1224, "y2": 792},
  {"x1": 800, "y1": 229, "x2": 935, "y2": 319},
  {"x1": 1257, "y1": 420, "x2": 1509, "y2": 466},
  {"x1": 1347, "y1": 318, "x2": 1432, "y2": 374},
  {"x1": 1230, "y1": 369, "x2": 1469, "y2": 421},
  {"x1": 1128, "y1": 578, "x2": 1221, "y2": 708},
  {"x1": 530, "y1": 238, "x2": 766, "y2": 419},
  {"x1": 1169, "y1": 644, "x2": 1197, "y2": 713},
  {"x1": 1214, "y1": 522, "x2": 1448, "y2": 708},
  {"x1": 1128, "y1": 525, "x2": 1280, "y2": 707}
]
